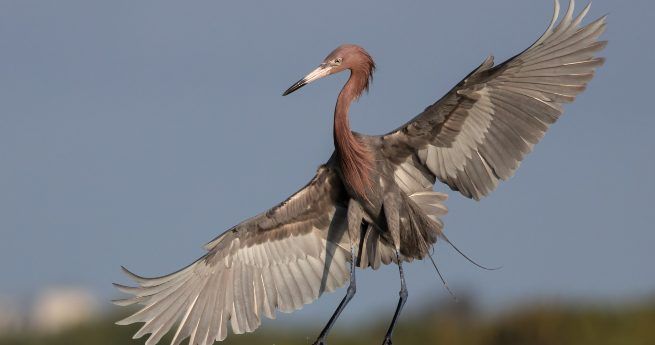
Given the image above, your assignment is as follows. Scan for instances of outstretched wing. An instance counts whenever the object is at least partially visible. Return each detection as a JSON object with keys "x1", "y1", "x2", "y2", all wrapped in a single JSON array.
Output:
[
  {"x1": 382, "y1": 0, "x2": 607, "y2": 200},
  {"x1": 114, "y1": 165, "x2": 353, "y2": 345}
]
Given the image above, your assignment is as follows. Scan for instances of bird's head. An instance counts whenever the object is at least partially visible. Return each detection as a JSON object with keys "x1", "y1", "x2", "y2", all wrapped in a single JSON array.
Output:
[{"x1": 283, "y1": 44, "x2": 375, "y2": 96}]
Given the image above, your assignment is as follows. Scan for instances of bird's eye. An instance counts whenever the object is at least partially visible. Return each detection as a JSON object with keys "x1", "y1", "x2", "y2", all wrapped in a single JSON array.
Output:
[{"x1": 334, "y1": 58, "x2": 342, "y2": 65}]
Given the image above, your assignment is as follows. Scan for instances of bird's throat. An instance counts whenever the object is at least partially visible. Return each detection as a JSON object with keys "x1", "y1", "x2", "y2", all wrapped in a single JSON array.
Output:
[{"x1": 333, "y1": 74, "x2": 374, "y2": 199}]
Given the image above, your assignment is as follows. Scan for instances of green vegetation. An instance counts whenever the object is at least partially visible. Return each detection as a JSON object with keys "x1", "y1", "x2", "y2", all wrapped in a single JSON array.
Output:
[{"x1": 2, "y1": 299, "x2": 654, "y2": 345}]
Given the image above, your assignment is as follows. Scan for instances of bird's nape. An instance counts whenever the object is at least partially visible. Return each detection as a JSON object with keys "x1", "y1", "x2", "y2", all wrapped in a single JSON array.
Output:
[{"x1": 283, "y1": 44, "x2": 374, "y2": 97}]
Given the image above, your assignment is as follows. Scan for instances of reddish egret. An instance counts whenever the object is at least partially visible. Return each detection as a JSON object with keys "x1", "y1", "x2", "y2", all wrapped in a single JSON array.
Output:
[{"x1": 114, "y1": 1, "x2": 606, "y2": 344}]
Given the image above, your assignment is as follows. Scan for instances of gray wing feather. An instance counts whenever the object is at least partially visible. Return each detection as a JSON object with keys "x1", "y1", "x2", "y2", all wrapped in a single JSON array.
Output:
[
  {"x1": 382, "y1": 0, "x2": 606, "y2": 200},
  {"x1": 114, "y1": 165, "x2": 354, "y2": 345}
]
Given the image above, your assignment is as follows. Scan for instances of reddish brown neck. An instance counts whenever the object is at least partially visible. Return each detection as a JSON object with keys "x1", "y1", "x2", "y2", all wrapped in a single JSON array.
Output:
[{"x1": 334, "y1": 70, "x2": 373, "y2": 198}]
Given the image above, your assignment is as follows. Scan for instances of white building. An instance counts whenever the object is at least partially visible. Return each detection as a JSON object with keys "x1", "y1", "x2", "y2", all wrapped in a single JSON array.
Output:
[{"x1": 31, "y1": 287, "x2": 99, "y2": 333}]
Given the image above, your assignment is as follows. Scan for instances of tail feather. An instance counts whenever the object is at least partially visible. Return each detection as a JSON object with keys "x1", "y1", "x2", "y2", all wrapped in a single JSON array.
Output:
[
  {"x1": 357, "y1": 191, "x2": 448, "y2": 268},
  {"x1": 399, "y1": 192, "x2": 444, "y2": 259}
]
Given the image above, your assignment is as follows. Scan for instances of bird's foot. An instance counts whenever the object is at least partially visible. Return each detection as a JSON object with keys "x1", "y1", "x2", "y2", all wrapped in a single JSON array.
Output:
[
  {"x1": 312, "y1": 337, "x2": 327, "y2": 345},
  {"x1": 382, "y1": 336, "x2": 393, "y2": 345}
]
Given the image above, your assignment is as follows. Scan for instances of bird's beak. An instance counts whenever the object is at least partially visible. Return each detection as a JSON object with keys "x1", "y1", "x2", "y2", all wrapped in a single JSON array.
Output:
[{"x1": 283, "y1": 64, "x2": 332, "y2": 96}]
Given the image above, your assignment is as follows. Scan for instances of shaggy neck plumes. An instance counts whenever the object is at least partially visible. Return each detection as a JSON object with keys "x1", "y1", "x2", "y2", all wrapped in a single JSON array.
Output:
[{"x1": 333, "y1": 69, "x2": 374, "y2": 199}]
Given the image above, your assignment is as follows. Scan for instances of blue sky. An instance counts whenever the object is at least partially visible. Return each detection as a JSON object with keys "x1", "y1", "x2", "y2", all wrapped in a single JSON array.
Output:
[{"x1": 1, "y1": 0, "x2": 653, "y2": 327}]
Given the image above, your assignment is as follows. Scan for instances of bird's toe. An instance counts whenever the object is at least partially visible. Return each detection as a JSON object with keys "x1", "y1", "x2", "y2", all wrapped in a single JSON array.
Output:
[{"x1": 312, "y1": 337, "x2": 327, "y2": 345}]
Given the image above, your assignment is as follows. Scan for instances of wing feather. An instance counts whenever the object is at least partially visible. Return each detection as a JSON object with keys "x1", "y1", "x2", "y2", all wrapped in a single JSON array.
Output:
[
  {"x1": 382, "y1": 0, "x2": 606, "y2": 200},
  {"x1": 115, "y1": 165, "x2": 354, "y2": 344}
]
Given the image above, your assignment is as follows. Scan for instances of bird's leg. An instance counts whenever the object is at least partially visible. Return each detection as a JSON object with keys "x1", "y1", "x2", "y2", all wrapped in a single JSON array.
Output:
[
  {"x1": 312, "y1": 200, "x2": 364, "y2": 345},
  {"x1": 381, "y1": 196, "x2": 407, "y2": 345},
  {"x1": 381, "y1": 250, "x2": 408, "y2": 345}
]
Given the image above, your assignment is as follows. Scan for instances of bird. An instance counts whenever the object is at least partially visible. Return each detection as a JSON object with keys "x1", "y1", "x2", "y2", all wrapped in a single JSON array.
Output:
[{"x1": 113, "y1": 1, "x2": 606, "y2": 345}]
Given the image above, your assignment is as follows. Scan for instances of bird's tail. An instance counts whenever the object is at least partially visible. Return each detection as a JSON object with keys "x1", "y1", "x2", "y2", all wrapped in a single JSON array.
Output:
[
  {"x1": 357, "y1": 191, "x2": 447, "y2": 269},
  {"x1": 399, "y1": 191, "x2": 447, "y2": 260}
]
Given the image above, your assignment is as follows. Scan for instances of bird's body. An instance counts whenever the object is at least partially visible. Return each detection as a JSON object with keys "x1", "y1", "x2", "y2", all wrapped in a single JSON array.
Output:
[{"x1": 114, "y1": 1, "x2": 606, "y2": 345}]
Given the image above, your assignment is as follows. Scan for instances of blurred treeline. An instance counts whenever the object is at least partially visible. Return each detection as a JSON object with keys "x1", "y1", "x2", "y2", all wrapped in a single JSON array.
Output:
[{"x1": 1, "y1": 298, "x2": 654, "y2": 345}]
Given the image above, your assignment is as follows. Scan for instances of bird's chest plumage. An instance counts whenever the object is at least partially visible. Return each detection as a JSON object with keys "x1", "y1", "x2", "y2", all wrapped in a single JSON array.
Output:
[{"x1": 337, "y1": 157, "x2": 400, "y2": 224}]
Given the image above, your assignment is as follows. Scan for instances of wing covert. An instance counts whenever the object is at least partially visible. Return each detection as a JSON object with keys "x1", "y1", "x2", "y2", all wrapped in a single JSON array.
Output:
[
  {"x1": 382, "y1": 0, "x2": 606, "y2": 200},
  {"x1": 114, "y1": 165, "x2": 353, "y2": 345}
]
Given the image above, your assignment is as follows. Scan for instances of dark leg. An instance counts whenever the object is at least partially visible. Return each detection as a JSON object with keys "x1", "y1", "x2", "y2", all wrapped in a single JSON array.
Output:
[
  {"x1": 312, "y1": 245, "x2": 357, "y2": 345},
  {"x1": 313, "y1": 200, "x2": 364, "y2": 345},
  {"x1": 382, "y1": 251, "x2": 408, "y2": 345}
]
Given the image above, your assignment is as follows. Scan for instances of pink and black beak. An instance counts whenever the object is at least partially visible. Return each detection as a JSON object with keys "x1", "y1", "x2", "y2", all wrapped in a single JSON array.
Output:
[{"x1": 283, "y1": 64, "x2": 332, "y2": 96}]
